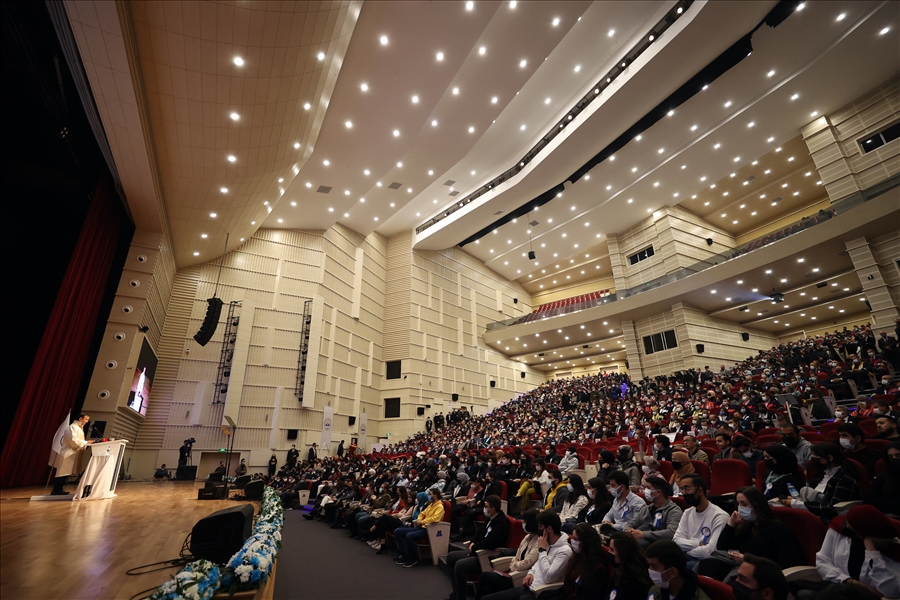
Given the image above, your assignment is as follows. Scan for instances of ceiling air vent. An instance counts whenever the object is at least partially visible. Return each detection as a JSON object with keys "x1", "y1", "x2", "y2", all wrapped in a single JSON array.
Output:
[
  {"x1": 387, "y1": 182, "x2": 402, "y2": 190},
  {"x1": 449, "y1": 191, "x2": 460, "y2": 196},
  {"x1": 443, "y1": 180, "x2": 456, "y2": 186},
  {"x1": 316, "y1": 186, "x2": 332, "y2": 194},
  {"x1": 530, "y1": 220, "x2": 540, "y2": 227},
  {"x1": 744, "y1": 175, "x2": 756, "y2": 184},
  {"x1": 493, "y1": 210, "x2": 505, "y2": 215}
]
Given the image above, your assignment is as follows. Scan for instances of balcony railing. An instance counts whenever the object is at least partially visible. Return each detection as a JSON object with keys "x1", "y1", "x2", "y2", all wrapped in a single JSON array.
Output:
[{"x1": 485, "y1": 176, "x2": 897, "y2": 332}]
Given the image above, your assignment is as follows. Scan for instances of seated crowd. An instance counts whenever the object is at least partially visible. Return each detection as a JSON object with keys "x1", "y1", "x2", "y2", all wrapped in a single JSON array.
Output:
[{"x1": 268, "y1": 322, "x2": 899, "y2": 600}]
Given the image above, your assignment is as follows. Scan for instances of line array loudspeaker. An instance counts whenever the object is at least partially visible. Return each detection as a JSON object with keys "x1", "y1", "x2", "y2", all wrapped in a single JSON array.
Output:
[{"x1": 193, "y1": 297, "x2": 223, "y2": 346}]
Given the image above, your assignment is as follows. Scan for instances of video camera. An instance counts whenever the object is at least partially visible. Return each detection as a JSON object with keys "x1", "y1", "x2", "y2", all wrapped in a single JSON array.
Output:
[{"x1": 184, "y1": 438, "x2": 196, "y2": 447}]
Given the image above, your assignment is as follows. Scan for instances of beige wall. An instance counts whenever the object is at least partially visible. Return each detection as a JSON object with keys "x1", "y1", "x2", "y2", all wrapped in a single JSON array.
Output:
[
  {"x1": 607, "y1": 206, "x2": 736, "y2": 293},
  {"x1": 631, "y1": 302, "x2": 778, "y2": 378},
  {"x1": 380, "y1": 233, "x2": 545, "y2": 442},
  {"x1": 776, "y1": 312, "x2": 874, "y2": 343},
  {"x1": 803, "y1": 76, "x2": 900, "y2": 203},
  {"x1": 530, "y1": 276, "x2": 617, "y2": 305},
  {"x1": 870, "y1": 230, "x2": 900, "y2": 313}
]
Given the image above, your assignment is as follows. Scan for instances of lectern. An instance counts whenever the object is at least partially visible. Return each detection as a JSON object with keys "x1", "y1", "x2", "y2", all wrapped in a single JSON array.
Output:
[{"x1": 73, "y1": 440, "x2": 128, "y2": 501}]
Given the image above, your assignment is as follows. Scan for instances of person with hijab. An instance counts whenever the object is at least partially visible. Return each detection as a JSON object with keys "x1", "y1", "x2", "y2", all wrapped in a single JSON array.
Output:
[
  {"x1": 581, "y1": 477, "x2": 613, "y2": 528},
  {"x1": 668, "y1": 451, "x2": 695, "y2": 496},
  {"x1": 617, "y1": 445, "x2": 641, "y2": 487},
  {"x1": 639, "y1": 455, "x2": 663, "y2": 491},
  {"x1": 759, "y1": 443, "x2": 803, "y2": 502},
  {"x1": 595, "y1": 449, "x2": 618, "y2": 485},
  {"x1": 559, "y1": 473, "x2": 589, "y2": 533},
  {"x1": 268, "y1": 454, "x2": 277, "y2": 477}
]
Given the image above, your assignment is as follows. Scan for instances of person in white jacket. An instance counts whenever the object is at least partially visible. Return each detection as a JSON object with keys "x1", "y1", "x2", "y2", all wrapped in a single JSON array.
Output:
[
  {"x1": 481, "y1": 510, "x2": 572, "y2": 600},
  {"x1": 50, "y1": 413, "x2": 92, "y2": 495},
  {"x1": 811, "y1": 505, "x2": 900, "y2": 599},
  {"x1": 557, "y1": 445, "x2": 580, "y2": 477},
  {"x1": 671, "y1": 473, "x2": 729, "y2": 569}
]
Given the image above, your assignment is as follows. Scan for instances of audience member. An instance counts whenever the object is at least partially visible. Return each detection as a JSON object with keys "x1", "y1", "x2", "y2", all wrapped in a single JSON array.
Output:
[
  {"x1": 645, "y1": 540, "x2": 707, "y2": 600},
  {"x1": 607, "y1": 532, "x2": 653, "y2": 600},
  {"x1": 445, "y1": 495, "x2": 508, "y2": 600},
  {"x1": 475, "y1": 509, "x2": 541, "y2": 600},
  {"x1": 671, "y1": 473, "x2": 729, "y2": 569},
  {"x1": 627, "y1": 476, "x2": 683, "y2": 548}
]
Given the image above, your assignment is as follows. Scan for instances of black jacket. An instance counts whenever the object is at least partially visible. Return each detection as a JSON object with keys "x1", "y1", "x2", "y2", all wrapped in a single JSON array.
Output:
[{"x1": 471, "y1": 511, "x2": 510, "y2": 552}]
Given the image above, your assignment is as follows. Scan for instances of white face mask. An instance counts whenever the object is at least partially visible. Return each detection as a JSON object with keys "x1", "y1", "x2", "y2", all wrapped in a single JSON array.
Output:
[
  {"x1": 642, "y1": 465, "x2": 653, "y2": 474},
  {"x1": 835, "y1": 412, "x2": 846, "y2": 419},
  {"x1": 609, "y1": 486, "x2": 621, "y2": 498},
  {"x1": 587, "y1": 488, "x2": 596, "y2": 499},
  {"x1": 648, "y1": 568, "x2": 669, "y2": 589},
  {"x1": 742, "y1": 451, "x2": 753, "y2": 458},
  {"x1": 570, "y1": 539, "x2": 581, "y2": 553},
  {"x1": 839, "y1": 438, "x2": 855, "y2": 450},
  {"x1": 566, "y1": 483, "x2": 574, "y2": 492},
  {"x1": 738, "y1": 505, "x2": 756, "y2": 521},
  {"x1": 643, "y1": 488, "x2": 655, "y2": 502},
  {"x1": 483, "y1": 507, "x2": 490, "y2": 517}
]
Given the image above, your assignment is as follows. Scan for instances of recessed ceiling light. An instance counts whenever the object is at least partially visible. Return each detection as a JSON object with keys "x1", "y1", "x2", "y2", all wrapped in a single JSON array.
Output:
[
  {"x1": 277, "y1": 218, "x2": 283, "y2": 223},
  {"x1": 636, "y1": 135, "x2": 642, "y2": 141},
  {"x1": 609, "y1": 29, "x2": 615, "y2": 36},
  {"x1": 767, "y1": 69, "x2": 775, "y2": 77},
  {"x1": 466, "y1": 1, "x2": 474, "y2": 10},
  {"x1": 193, "y1": 252, "x2": 199, "y2": 256},
  {"x1": 810, "y1": 111, "x2": 818, "y2": 117},
  {"x1": 317, "y1": 51, "x2": 325, "y2": 60},
  {"x1": 220, "y1": 187, "x2": 228, "y2": 194},
  {"x1": 836, "y1": 13, "x2": 845, "y2": 21},
  {"x1": 379, "y1": 35, "x2": 388, "y2": 45},
  {"x1": 520, "y1": 124, "x2": 526, "y2": 131},
  {"x1": 574, "y1": 65, "x2": 581, "y2": 72},
  {"x1": 479, "y1": 46, "x2": 486, "y2": 55},
  {"x1": 509, "y1": 1, "x2": 517, "y2": 8},
  {"x1": 627, "y1": 198, "x2": 633, "y2": 203},
  {"x1": 552, "y1": 17, "x2": 560, "y2": 26},
  {"x1": 791, "y1": 94, "x2": 799, "y2": 100},
  {"x1": 724, "y1": 101, "x2": 732, "y2": 108},
  {"x1": 519, "y1": 59, "x2": 527, "y2": 68},
  {"x1": 227, "y1": 155, "x2": 236, "y2": 162},
  {"x1": 201, "y1": 233, "x2": 208, "y2": 239},
  {"x1": 291, "y1": 201, "x2": 296, "y2": 207},
  {"x1": 233, "y1": 56, "x2": 244, "y2": 66},
  {"x1": 714, "y1": 143, "x2": 721, "y2": 149},
  {"x1": 880, "y1": 26, "x2": 890, "y2": 35},
  {"x1": 393, "y1": 130, "x2": 400, "y2": 137},
  {"x1": 436, "y1": 52, "x2": 444, "y2": 61},
  {"x1": 452, "y1": 87, "x2": 459, "y2": 95},
  {"x1": 658, "y1": 148, "x2": 664, "y2": 154},
  {"x1": 229, "y1": 112, "x2": 240, "y2": 121},
  {"x1": 303, "y1": 103, "x2": 311, "y2": 110},
  {"x1": 468, "y1": 126, "x2": 475, "y2": 133},
  {"x1": 323, "y1": 159, "x2": 330, "y2": 166},
  {"x1": 345, "y1": 120, "x2": 353, "y2": 128}
]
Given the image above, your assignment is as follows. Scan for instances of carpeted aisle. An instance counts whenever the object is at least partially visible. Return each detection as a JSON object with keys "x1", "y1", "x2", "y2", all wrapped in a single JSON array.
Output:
[{"x1": 275, "y1": 509, "x2": 452, "y2": 600}]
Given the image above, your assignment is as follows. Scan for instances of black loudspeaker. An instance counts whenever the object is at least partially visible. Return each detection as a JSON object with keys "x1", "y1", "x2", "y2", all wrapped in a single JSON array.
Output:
[
  {"x1": 287, "y1": 429, "x2": 298, "y2": 440},
  {"x1": 452, "y1": 393, "x2": 459, "y2": 402},
  {"x1": 696, "y1": 344, "x2": 705, "y2": 353},
  {"x1": 175, "y1": 465, "x2": 198, "y2": 481},
  {"x1": 244, "y1": 480, "x2": 264, "y2": 500},
  {"x1": 490, "y1": 381, "x2": 496, "y2": 388},
  {"x1": 349, "y1": 416, "x2": 356, "y2": 425},
  {"x1": 190, "y1": 504, "x2": 254, "y2": 563},
  {"x1": 520, "y1": 372, "x2": 526, "y2": 379},
  {"x1": 208, "y1": 472, "x2": 224, "y2": 482},
  {"x1": 513, "y1": 298, "x2": 518, "y2": 304},
  {"x1": 234, "y1": 475, "x2": 251, "y2": 489},
  {"x1": 706, "y1": 237, "x2": 714, "y2": 246},
  {"x1": 194, "y1": 297, "x2": 224, "y2": 346},
  {"x1": 741, "y1": 332, "x2": 750, "y2": 341},
  {"x1": 417, "y1": 407, "x2": 425, "y2": 416},
  {"x1": 528, "y1": 250, "x2": 536, "y2": 260},
  {"x1": 197, "y1": 486, "x2": 226, "y2": 500}
]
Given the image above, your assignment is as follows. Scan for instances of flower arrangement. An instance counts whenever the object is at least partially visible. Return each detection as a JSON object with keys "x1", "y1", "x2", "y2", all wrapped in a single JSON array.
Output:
[
  {"x1": 148, "y1": 559, "x2": 221, "y2": 600},
  {"x1": 149, "y1": 486, "x2": 283, "y2": 599}
]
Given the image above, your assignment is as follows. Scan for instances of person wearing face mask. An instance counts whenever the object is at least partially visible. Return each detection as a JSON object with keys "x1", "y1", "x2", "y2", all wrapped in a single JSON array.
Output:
[
  {"x1": 729, "y1": 554, "x2": 790, "y2": 600},
  {"x1": 832, "y1": 407, "x2": 849, "y2": 423},
  {"x1": 393, "y1": 488, "x2": 445, "y2": 567},
  {"x1": 781, "y1": 443, "x2": 861, "y2": 522},
  {"x1": 546, "y1": 444, "x2": 563, "y2": 465},
  {"x1": 639, "y1": 456, "x2": 664, "y2": 491},
  {"x1": 444, "y1": 495, "x2": 509, "y2": 600},
  {"x1": 595, "y1": 450, "x2": 619, "y2": 485},
  {"x1": 731, "y1": 436, "x2": 763, "y2": 479},
  {"x1": 451, "y1": 477, "x2": 484, "y2": 541},
  {"x1": 778, "y1": 423, "x2": 813, "y2": 472},
  {"x1": 645, "y1": 540, "x2": 709, "y2": 600},
  {"x1": 512, "y1": 459, "x2": 550, "y2": 514},
  {"x1": 543, "y1": 469, "x2": 569, "y2": 513},
  {"x1": 482, "y1": 511, "x2": 573, "y2": 600},
  {"x1": 864, "y1": 440, "x2": 900, "y2": 514},
  {"x1": 668, "y1": 451, "x2": 696, "y2": 496},
  {"x1": 600, "y1": 472, "x2": 645, "y2": 534},
  {"x1": 872, "y1": 398, "x2": 900, "y2": 419},
  {"x1": 835, "y1": 424, "x2": 881, "y2": 477},
  {"x1": 616, "y1": 445, "x2": 642, "y2": 487},
  {"x1": 697, "y1": 486, "x2": 802, "y2": 581},
  {"x1": 474, "y1": 509, "x2": 542, "y2": 600},
  {"x1": 581, "y1": 477, "x2": 612, "y2": 528},
  {"x1": 557, "y1": 446, "x2": 579, "y2": 478},
  {"x1": 551, "y1": 523, "x2": 610, "y2": 600},
  {"x1": 627, "y1": 476, "x2": 683, "y2": 549},
  {"x1": 672, "y1": 473, "x2": 729, "y2": 568},
  {"x1": 655, "y1": 436, "x2": 674, "y2": 462},
  {"x1": 759, "y1": 443, "x2": 802, "y2": 502},
  {"x1": 558, "y1": 474, "x2": 589, "y2": 533},
  {"x1": 681, "y1": 436, "x2": 710, "y2": 466}
]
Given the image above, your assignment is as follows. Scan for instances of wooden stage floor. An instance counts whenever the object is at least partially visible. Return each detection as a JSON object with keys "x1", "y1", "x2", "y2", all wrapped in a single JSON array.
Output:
[{"x1": 0, "y1": 481, "x2": 261, "y2": 600}]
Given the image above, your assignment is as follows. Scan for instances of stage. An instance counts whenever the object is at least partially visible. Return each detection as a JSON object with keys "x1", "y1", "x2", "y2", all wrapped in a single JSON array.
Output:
[{"x1": 0, "y1": 480, "x2": 259, "y2": 600}]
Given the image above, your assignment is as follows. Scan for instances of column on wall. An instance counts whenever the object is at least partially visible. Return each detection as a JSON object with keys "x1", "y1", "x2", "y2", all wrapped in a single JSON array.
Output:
[
  {"x1": 620, "y1": 320, "x2": 644, "y2": 379},
  {"x1": 845, "y1": 236, "x2": 900, "y2": 327}
]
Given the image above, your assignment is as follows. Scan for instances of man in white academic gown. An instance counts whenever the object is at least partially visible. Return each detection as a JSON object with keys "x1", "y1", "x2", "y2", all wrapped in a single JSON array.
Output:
[{"x1": 51, "y1": 413, "x2": 92, "y2": 495}]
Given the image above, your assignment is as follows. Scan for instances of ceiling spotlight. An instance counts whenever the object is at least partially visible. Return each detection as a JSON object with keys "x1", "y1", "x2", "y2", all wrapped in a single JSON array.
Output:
[
  {"x1": 479, "y1": 46, "x2": 486, "y2": 55},
  {"x1": 552, "y1": 17, "x2": 560, "y2": 26},
  {"x1": 519, "y1": 59, "x2": 527, "y2": 68},
  {"x1": 229, "y1": 112, "x2": 240, "y2": 121},
  {"x1": 233, "y1": 56, "x2": 244, "y2": 66},
  {"x1": 345, "y1": 120, "x2": 353, "y2": 128},
  {"x1": 436, "y1": 52, "x2": 444, "y2": 61},
  {"x1": 379, "y1": 35, "x2": 388, "y2": 45},
  {"x1": 227, "y1": 155, "x2": 236, "y2": 162},
  {"x1": 317, "y1": 51, "x2": 325, "y2": 60},
  {"x1": 220, "y1": 187, "x2": 228, "y2": 194},
  {"x1": 466, "y1": 1, "x2": 474, "y2": 10},
  {"x1": 293, "y1": 142, "x2": 301, "y2": 149},
  {"x1": 303, "y1": 103, "x2": 311, "y2": 110}
]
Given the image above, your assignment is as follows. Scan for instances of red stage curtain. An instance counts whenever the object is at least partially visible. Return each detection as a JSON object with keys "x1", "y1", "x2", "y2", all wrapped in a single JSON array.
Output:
[{"x1": 0, "y1": 178, "x2": 127, "y2": 488}]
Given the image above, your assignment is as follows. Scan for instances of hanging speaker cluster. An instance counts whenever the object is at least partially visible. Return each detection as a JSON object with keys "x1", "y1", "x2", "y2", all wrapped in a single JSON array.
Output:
[{"x1": 194, "y1": 297, "x2": 223, "y2": 346}]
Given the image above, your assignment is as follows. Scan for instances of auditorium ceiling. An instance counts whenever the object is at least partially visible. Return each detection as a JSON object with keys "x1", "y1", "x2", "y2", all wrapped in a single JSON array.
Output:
[{"x1": 66, "y1": 1, "x2": 898, "y2": 286}]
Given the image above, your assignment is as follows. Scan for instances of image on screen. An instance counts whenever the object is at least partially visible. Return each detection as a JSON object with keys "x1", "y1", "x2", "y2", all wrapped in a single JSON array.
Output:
[{"x1": 127, "y1": 338, "x2": 158, "y2": 417}]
